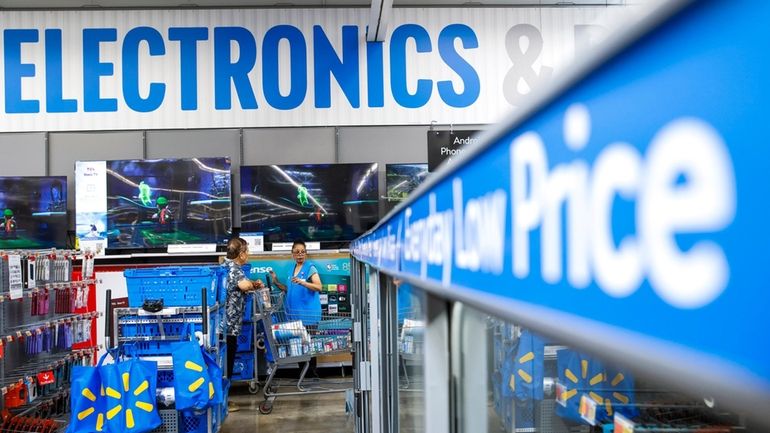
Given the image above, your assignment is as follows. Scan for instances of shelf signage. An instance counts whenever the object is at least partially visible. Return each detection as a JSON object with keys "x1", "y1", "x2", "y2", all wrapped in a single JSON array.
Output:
[{"x1": 352, "y1": 0, "x2": 770, "y2": 406}]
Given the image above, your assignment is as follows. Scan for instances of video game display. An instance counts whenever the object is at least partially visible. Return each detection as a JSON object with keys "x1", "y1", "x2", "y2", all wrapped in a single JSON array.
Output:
[
  {"x1": 76, "y1": 158, "x2": 232, "y2": 251},
  {"x1": 240, "y1": 163, "x2": 379, "y2": 247},
  {"x1": 0, "y1": 177, "x2": 68, "y2": 249},
  {"x1": 385, "y1": 163, "x2": 429, "y2": 213}
]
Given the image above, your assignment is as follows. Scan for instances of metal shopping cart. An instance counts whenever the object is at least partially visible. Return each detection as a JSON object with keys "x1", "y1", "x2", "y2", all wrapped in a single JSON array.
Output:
[
  {"x1": 254, "y1": 289, "x2": 352, "y2": 414},
  {"x1": 397, "y1": 309, "x2": 424, "y2": 390}
]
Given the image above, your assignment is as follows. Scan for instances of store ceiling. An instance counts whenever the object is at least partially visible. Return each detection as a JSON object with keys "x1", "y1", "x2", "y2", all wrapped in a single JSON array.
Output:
[{"x1": 0, "y1": 0, "x2": 621, "y2": 8}]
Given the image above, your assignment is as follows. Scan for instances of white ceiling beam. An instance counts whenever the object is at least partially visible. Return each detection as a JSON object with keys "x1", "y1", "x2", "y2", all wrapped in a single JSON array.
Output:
[{"x1": 366, "y1": 0, "x2": 392, "y2": 42}]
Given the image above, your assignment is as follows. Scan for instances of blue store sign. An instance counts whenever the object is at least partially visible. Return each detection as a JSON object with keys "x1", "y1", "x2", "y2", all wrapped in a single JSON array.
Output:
[{"x1": 353, "y1": 0, "x2": 770, "y2": 415}]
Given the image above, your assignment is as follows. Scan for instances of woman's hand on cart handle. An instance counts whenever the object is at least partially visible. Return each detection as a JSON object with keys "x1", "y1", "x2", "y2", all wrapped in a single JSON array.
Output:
[
  {"x1": 251, "y1": 279, "x2": 265, "y2": 291},
  {"x1": 269, "y1": 270, "x2": 285, "y2": 291}
]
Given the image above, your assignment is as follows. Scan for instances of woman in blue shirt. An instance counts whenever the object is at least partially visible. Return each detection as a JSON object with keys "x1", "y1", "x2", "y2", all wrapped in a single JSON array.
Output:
[{"x1": 269, "y1": 240, "x2": 323, "y2": 326}]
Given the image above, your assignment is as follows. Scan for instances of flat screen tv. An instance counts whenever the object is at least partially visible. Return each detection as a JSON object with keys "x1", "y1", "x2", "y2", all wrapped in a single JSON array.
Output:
[
  {"x1": 240, "y1": 163, "x2": 379, "y2": 249},
  {"x1": 75, "y1": 157, "x2": 232, "y2": 252},
  {"x1": 0, "y1": 177, "x2": 68, "y2": 249},
  {"x1": 384, "y1": 163, "x2": 429, "y2": 213}
]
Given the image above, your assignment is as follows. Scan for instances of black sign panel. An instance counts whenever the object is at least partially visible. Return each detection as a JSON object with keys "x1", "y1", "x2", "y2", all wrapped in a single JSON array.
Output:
[{"x1": 426, "y1": 130, "x2": 480, "y2": 171}]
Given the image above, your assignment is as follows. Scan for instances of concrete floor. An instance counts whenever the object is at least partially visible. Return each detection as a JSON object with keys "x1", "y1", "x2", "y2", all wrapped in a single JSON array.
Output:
[{"x1": 222, "y1": 383, "x2": 355, "y2": 433}]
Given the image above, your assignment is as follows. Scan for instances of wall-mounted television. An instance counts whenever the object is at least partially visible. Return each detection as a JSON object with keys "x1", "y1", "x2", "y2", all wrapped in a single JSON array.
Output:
[
  {"x1": 0, "y1": 177, "x2": 68, "y2": 249},
  {"x1": 385, "y1": 163, "x2": 429, "y2": 213},
  {"x1": 75, "y1": 157, "x2": 232, "y2": 252},
  {"x1": 240, "y1": 163, "x2": 379, "y2": 249}
]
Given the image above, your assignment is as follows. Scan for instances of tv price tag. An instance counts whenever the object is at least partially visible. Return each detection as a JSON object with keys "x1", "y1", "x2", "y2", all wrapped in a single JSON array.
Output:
[
  {"x1": 241, "y1": 232, "x2": 264, "y2": 253},
  {"x1": 167, "y1": 243, "x2": 216, "y2": 254},
  {"x1": 555, "y1": 381, "x2": 567, "y2": 407},
  {"x1": 8, "y1": 255, "x2": 23, "y2": 300},
  {"x1": 614, "y1": 413, "x2": 635, "y2": 433},
  {"x1": 579, "y1": 394, "x2": 598, "y2": 426}
]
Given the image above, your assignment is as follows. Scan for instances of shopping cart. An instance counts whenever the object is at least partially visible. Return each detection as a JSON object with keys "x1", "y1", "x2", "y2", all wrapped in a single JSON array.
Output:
[
  {"x1": 254, "y1": 290, "x2": 353, "y2": 414},
  {"x1": 397, "y1": 309, "x2": 424, "y2": 390}
]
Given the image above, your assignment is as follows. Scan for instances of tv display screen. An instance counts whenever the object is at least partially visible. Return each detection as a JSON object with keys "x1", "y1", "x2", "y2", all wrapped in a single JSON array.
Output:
[
  {"x1": 0, "y1": 177, "x2": 68, "y2": 249},
  {"x1": 240, "y1": 163, "x2": 379, "y2": 248},
  {"x1": 385, "y1": 163, "x2": 429, "y2": 212},
  {"x1": 75, "y1": 157, "x2": 232, "y2": 251}
]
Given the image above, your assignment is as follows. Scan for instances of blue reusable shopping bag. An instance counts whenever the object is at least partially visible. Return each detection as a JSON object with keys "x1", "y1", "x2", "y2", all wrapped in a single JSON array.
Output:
[
  {"x1": 99, "y1": 352, "x2": 162, "y2": 433},
  {"x1": 202, "y1": 346, "x2": 225, "y2": 405},
  {"x1": 172, "y1": 323, "x2": 221, "y2": 411},
  {"x1": 69, "y1": 352, "x2": 110, "y2": 433},
  {"x1": 512, "y1": 330, "x2": 546, "y2": 402},
  {"x1": 604, "y1": 366, "x2": 639, "y2": 421},
  {"x1": 555, "y1": 349, "x2": 607, "y2": 424}
]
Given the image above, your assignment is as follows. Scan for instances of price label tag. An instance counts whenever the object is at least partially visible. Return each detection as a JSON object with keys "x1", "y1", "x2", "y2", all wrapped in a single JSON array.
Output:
[
  {"x1": 614, "y1": 413, "x2": 635, "y2": 433},
  {"x1": 579, "y1": 394, "x2": 598, "y2": 426},
  {"x1": 27, "y1": 256, "x2": 36, "y2": 289},
  {"x1": 555, "y1": 381, "x2": 567, "y2": 407},
  {"x1": 44, "y1": 257, "x2": 51, "y2": 281},
  {"x1": 83, "y1": 254, "x2": 95, "y2": 279},
  {"x1": 8, "y1": 255, "x2": 23, "y2": 300}
]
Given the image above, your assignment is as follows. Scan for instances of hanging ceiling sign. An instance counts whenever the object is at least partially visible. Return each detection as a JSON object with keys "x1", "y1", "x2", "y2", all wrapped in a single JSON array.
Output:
[
  {"x1": 427, "y1": 130, "x2": 480, "y2": 172},
  {"x1": 352, "y1": 0, "x2": 770, "y2": 418}
]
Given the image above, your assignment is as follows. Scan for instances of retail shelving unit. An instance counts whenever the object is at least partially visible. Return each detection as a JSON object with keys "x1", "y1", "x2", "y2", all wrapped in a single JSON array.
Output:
[{"x1": 0, "y1": 250, "x2": 99, "y2": 432}]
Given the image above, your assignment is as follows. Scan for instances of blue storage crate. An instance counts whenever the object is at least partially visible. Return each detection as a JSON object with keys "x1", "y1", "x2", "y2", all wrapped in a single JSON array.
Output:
[
  {"x1": 236, "y1": 324, "x2": 253, "y2": 352},
  {"x1": 157, "y1": 369, "x2": 175, "y2": 388},
  {"x1": 242, "y1": 293, "x2": 254, "y2": 322},
  {"x1": 215, "y1": 266, "x2": 227, "y2": 305},
  {"x1": 232, "y1": 352, "x2": 254, "y2": 381},
  {"x1": 179, "y1": 410, "x2": 208, "y2": 433},
  {"x1": 125, "y1": 266, "x2": 218, "y2": 307},
  {"x1": 119, "y1": 311, "x2": 219, "y2": 349}
]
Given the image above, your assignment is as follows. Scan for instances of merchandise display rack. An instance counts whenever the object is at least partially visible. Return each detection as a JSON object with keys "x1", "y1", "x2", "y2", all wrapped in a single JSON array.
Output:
[
  {"x1": 114, "y1": 265, "x2": 229, "y2": 433},
  {"x1": 0, "y1": 250, "x2": 99, "y2": 433}
]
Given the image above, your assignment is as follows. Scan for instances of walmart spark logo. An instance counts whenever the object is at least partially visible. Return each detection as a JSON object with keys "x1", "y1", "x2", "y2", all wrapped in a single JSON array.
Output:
[
  {"x1": 184, "y1": 360, "x2": 215, "y2": 400},
  {"x1": 508, "y1": 350, "x2": 535, "y2": 391},
  {"x1": 561, "y1": 360, "x2": 630, "y2": 416},
  {"x1": 77, "y1": 372, "x2": 155, "y2": 431}
]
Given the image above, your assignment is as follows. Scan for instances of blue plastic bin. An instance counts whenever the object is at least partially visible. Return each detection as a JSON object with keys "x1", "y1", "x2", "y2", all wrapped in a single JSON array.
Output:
[
  {"x1": 119, "y1": 311, "x2": 219, "y2": 350},
  {"x1": 124, "y1": 266, "x2": 218, "y2": 307},
  {"x1": 232, "y1": 352, "x2": 255, "y2": 381},
  {"x1": 242, "y1": 293, "x2": 254, "y2": 322},
  {"x1": 236, "y1": 324, "x2": 253, "y2": 352},
  {"x1": 179, "y1": 410, "x2": 208, "y2": 433},
  {"x1": 157, "y1": 369, "x2": 175, "y2": 388}
]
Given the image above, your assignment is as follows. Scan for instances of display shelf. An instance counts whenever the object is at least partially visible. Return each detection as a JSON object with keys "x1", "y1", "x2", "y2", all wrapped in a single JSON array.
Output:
[
  {"x1": 3, "y1": 312, "x2": 99, "y2": 335},
  {"x1": 0, "y1": 254, "x2": 99, "y2": 422},
  {"x1": 114, "y1": 304, "x2": 220, "y2": 317},
  {"x1": 0, "y1": 347, "x2": 98, "y2": 388}
]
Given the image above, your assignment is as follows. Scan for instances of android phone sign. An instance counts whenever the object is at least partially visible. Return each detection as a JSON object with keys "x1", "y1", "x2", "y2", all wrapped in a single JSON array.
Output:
[{"x1": 75, "y1": 158, "x2": 232, "y2": 251}]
